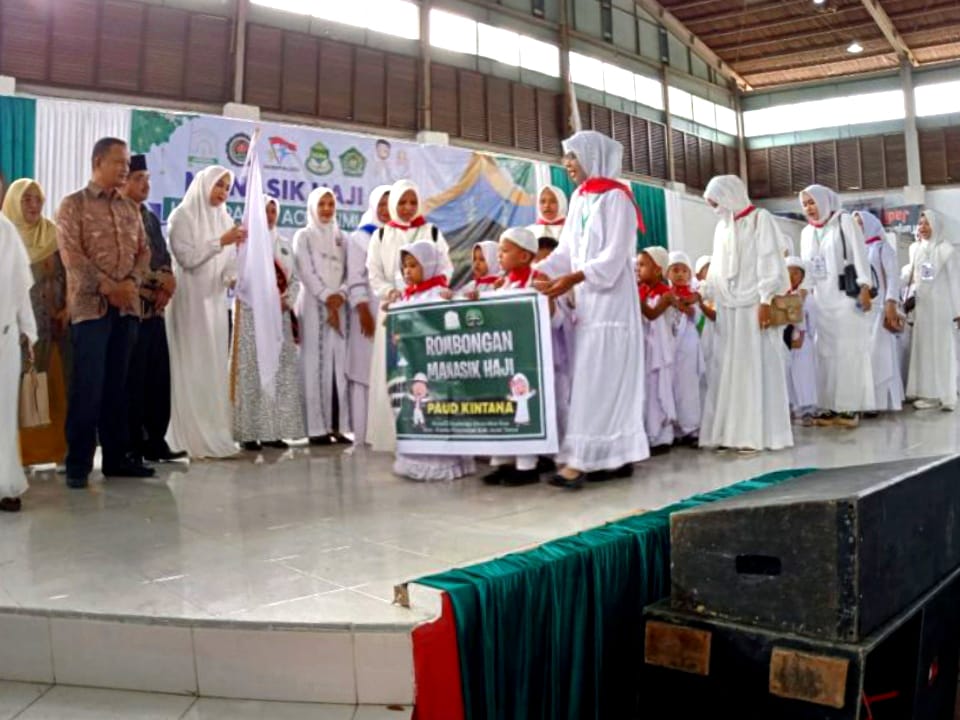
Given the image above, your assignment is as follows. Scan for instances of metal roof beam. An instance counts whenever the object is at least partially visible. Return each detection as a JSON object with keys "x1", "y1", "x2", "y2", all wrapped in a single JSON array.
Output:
[
  {"x1": 860, "y1": 0, "x2": 919, "y2": 66},
  {"x1": 683, "y1": 0, "x2": 820, "y2": 27},
  {"x1": 711, "y1": 20, "x2": 879, "y2": 53},
  {"x1": 633, "y1": 0, "x2": 753, "y2": 91},
  {"x1": 700, "y1": 6, "x2": 866, "y2": 42}
]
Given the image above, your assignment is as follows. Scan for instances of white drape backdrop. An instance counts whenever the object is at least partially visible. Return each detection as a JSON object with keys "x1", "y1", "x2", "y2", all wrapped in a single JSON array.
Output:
[{"x1": 34, "y1": 97, "x2": 131, "y2": 213}]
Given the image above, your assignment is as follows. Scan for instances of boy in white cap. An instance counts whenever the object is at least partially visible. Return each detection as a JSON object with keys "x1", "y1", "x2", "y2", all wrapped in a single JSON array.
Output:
[
  {"x1": 785, "y1": 257, "x2": 818, "y2": 424},
  {"x1": 485, "y1": 227, "x2": 544, "y2": 485},
  {"x1": 666, "y1": 251, "x2": 704, "y2": 446},
  {"x1": 637, "y1": 246, "x2": 676, "y2": 454}
]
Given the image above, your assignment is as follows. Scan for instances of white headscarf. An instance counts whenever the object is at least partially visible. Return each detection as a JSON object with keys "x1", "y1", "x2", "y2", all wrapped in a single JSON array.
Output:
[
  {"x1": 536, "y1": 184, "x2": 569, "y2": 223},
  {"x1": 264, "y1": 194, "x2": 280, "y2": 240},
  {"x1": 915, "y1": 208, "x2": 954, "y2": 275},
  {"x1": 799, "y1": 184, "x2": 840, "y2": 225},
  {"x1": 562, "y1": 131, "x2": 623, "y2": 179},
  {"x1": 401, "y1": 239, "x2": 441, "y2": 280},
  {"x1": 854, "y1": 210, "x2": 884, "y2": 243},
  {"x1": 703, "y1": 175, "x2": 752, "y2": 281},
  {"x1": 473, "y1": 240, "x2": 501, "y2": 276},
  {"x1": 695, "y1": 255, "x2": 711, "y2": 276},
  {"x1": 168, "y1": 165, "x2": 235, "y2": 244},
  {"x1": 359, "y1": 184, "x2": 391, "y2": 229},
  {"x1": 306, "y1": 186, "x2": 337, "y2": 230},
  {"x1": 388, "y1": 180, "x2": 423, "y2": 226}
]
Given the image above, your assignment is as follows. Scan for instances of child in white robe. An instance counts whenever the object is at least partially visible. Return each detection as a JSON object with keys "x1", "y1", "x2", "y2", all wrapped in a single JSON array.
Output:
[
  {"x1": 390, "y1": 240, "x2": 474, "y2": 481},
  {"x1": 637, "y1": 246, "x2": 676, "y2": 454},
  {"x1": 666, "y1": 251, "x2": 704, "y2": 446},
  {"x1": 460, "y1": 240, "x2": 501, "y2": 298},
  {"x1": 784, "y1": 257, "x2": 818, "y2": 423},
  {"x1": 295, "y1": 187, "x2": 351, "y2": 445},
  {"x1": 526, "y1": 185, "x2": 568, "y2": 241},
  {"x1": 346, "y1": 185, "x2": 391, "y2": 445},
  {"x1": 484, "y1": 227, "x2": 542, "y2": 486},
  {"x1": 695, "y1": 255, "x2": 717, "y2": 407},
  {"x1": 905, "y1": 209, "x2": 960, "y2": 411},
  {"x1": 854, "y1": 211, "x2": 904, "y2": 413}
]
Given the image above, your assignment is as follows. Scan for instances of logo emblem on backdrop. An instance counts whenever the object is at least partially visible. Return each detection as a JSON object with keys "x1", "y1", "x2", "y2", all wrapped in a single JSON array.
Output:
[
  {"x1": 225, "y1": 133, "x2": 251, "y2": 167},
  {"x1": 465, "y1": 309, "x2": 484, "y2": 328},
  {"x1": 444, "y1": 311, "x2": 461, "y2": 331},
  {"x1": 339, "y1": 147, "x2": 367, "y2": 177},
  {"x1": 305, "y1": 142, "x2": 334, "y2": 176},
  {"x1": 188, "y1": 128, "x2": 219, "y2": 167},
  {"x1": 267, "y1": 136, "x2": 300, "y2": 171}
]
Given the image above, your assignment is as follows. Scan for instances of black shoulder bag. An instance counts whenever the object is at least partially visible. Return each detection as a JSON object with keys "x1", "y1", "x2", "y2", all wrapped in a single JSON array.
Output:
[{"x1": 838, "y1": 214, "x2": 879, "y2": 299}]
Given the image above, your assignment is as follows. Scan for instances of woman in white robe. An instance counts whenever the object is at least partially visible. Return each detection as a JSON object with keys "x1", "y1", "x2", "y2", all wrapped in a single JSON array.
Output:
[
  {"x1": 365, "y1": 180, "x2": 452, "y2": 452},
  {"x1": 295, "y1": 187, "x2": 351, "y2": 443},
  {"x1": 798, "y1": 184, "x2": 876, "y2": 426},
  {"x1": 854, "y1": 210, "x2": 904, "y2": 413},
  {"x1": 346, "y1": 185, "x2": 391, "y2": 445},
  {"x1": 166, "y1": 166, "x2": 243, "y2": 459},
  {"x1": 526, "y1": 184, "x2": 568, "y2": 241},
  {"x1": 1, "y1": 210, "x2": 37, "y2": 511},
  {"x1": 231, "y1": 196, "x2": 306, "y2": 449},
  {"x1": 699, "y1": 175, "x2": 793, "y2": 452},
  {"x1": 905, "y1": 209, "x2": 960, "y2": 411},
  {"x1": 534, "y1": 130, "x2": 649, "y2": 487}
]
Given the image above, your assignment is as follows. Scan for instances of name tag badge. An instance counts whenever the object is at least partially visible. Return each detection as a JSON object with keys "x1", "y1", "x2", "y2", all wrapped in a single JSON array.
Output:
[
  {"x1": 811, "y1": 255, "x2": 828, "y2": 281},
  {"x1": 920, "y1": 262, "x2": 935, "y2": 282}
]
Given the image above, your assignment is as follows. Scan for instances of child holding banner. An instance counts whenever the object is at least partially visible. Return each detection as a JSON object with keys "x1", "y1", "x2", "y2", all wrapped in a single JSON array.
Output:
[
  {"x1": 390, "y1": 240, "x2": 474, "y2": 481},
  {"x1": 484, "y1": 227, "x2": 542, "y2": 486},
  {"x1": 637, "y1": 247, "x2": 677, "y2": 455},
  {"x1": 460, "y1": 241, "x2": 502, "y2": 299}
]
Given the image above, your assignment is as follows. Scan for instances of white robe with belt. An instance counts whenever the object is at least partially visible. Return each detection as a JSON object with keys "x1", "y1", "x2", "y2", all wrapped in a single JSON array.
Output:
[
  {"x1": 365, "y1": 224, "x2": 451, "y2": 452},
  {"x1": 295, "y1": 223, "x2": 350, "y2": 436},
  {"x1": 1, "y1": 215, "x2": 37, "y2": 498},
  {"x1": 536, "y1": 190, "x2": 649, "y2": 471},
  {"x1": 166, "y1": 211, "x2": 238, "y2": 458},
  {"x1": 800, "y1": 213, "x2": 876, "y2": 413}
]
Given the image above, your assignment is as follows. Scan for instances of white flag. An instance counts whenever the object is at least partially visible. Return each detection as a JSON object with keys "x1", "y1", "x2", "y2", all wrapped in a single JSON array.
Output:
[{"x1": 236, "y1": 130, "x2": 284, "y2": 394}]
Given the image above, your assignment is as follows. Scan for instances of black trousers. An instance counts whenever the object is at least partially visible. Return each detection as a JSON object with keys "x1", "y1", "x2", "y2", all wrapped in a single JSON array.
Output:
[
  {"x1": 127, "y1": 316, "x2": 172, "y2": 457},
  {"x1": 65, "y1": 308, "x2": 138, "y2": 477}
]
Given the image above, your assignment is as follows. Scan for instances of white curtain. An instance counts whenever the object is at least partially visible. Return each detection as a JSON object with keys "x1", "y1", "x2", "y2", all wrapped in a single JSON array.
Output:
[{"x1": 34, "y1": 97, "x2": 132, "y2": 214}]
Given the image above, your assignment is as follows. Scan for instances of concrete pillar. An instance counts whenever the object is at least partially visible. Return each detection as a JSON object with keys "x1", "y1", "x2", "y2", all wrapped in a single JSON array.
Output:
[
  {"x1": 0, "y1": 75, "x2": 15, "y2": 95},
  {"x1": 223, "y1": 103, "x2": 260, "y2": 121},
  {"x1": 734, "y1": 91, "x2": 748, "y2": 187},
  {"x1": 418, "y1": 0, "x2": 432, "y2": 132},
  {"x1": 900, "y1": 60, "x2": 925, "y2": 205},
  {"x1": 233, "y1": 0, "x2": 249, "y2": 105}
]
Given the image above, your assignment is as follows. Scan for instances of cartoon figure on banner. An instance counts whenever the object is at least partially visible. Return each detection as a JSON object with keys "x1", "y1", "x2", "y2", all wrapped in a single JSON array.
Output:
[
  {"x1": 508, "y1": 373, "x2": 536, "y2": 425},
  {"x1": 372, "y1": 140, "x2": 395, "y2": 185},
  {"x1": 407, "y1": 373, "x2": 431, "y2": 428}
]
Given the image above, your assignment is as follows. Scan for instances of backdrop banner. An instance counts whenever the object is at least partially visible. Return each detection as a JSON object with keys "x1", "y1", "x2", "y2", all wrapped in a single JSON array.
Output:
[{"x1": 385, "y1": 293, "x2": 557, "y2": 456}]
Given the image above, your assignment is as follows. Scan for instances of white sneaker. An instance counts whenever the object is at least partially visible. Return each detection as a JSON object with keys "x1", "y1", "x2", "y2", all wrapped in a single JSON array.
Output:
[{"x1": 914, "y1": 399, "x2": 940, "y2": 410}]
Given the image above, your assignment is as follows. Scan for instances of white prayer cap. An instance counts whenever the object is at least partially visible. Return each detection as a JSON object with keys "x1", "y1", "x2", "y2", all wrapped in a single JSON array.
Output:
[
  {"x1": 412, "y1": 372, "x2": 428, "y2": 383},
  {"x1": 785, "y1": 256, "x2": 805, "y2": 271},
  {"x1": 500, "y1": 226, "x2": 538, "y2": 255},
  {"x1": 668, "y1": 250, "x2": 692, "y2": 271},
  {"x1": 695, "y1": 255, "x2": 711, "y2": 275},
  {"x1": 642, "y1": 245, "x2": 669, "y2": 271},
  {"x1": 401, "y1": 239, "x2": 441, "y2": 279}
]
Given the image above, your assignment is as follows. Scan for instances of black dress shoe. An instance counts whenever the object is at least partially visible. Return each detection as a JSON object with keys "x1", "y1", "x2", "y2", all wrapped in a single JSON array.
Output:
[
  {"x1": 650, "y1": 444, "x2": 672, "y2": 456},
  {"x1": 331, "y1": 433, "x2": 353, "y2": 445},
  {"x1": 675, "y1": 434, "x2": 699, "y2": 448},
  {"x1": 102, "y1": 462, "x2": 156, "y2": 478},
  {"x1": 589, "y1": 463, "x2": 634, "y2": 482},
  {"x1": 242, "y1": 441, "x2": 263, "y2": 452},
  {"x1": 483, "y1": 466, "x2": 514, "y2": 486},
  {"x1": 0, "y1": 497, "x2": 22, "y2": 512},
  {"x1": 144, "y1": 448, "x2": 188, "y2": 463},
  {"x1": 503, "y1": 468, "x2": 540, "y2": 486},
  {"x1": 536, "y1": 457, "x2": 557, "y2": 473},
  {"x1": 263, "y1": 440, "x2": 289, "y2": 449},
  {"x1": 66, "y1": 474, "x2": 89, "y2": 489},
  {"x1": 549, "y1": 471, "x2": 584, "y2": 490},
  {"x1": 309, "y1": 435, "x2": 334, "y2": 446}
]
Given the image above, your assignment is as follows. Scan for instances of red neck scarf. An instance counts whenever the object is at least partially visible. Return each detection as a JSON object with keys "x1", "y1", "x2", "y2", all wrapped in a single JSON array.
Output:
[
  {"x1": 388, "y1": 216, "x2": 427, "y2": 231},
  {"x1": 537, "y1": 218, "x2": 565, "y2": 226},
  {"x1": 475, "y1": 275, "x2": 500, "y2": 287},
  {"x1": 672, "y1": 283, "x2": 696, "y2": 299},
  {"x1": 404, "y1": 274, "x2": 448, "y2": 299},
  {"x1": 507, "y1": 265, "x2": 534, "y2": 288},
  {"x1": 865, "y1": 235, "x2": 882, "y2": 245},
  {"x1": 734, "y1": 205, "x2": 756, "y2": 220},
  {"x1": 809, "y1": 212, "x2": 834, "y2": 229},
  {"x1": 639, "y1": 281, "x2": 670, "y2": 304},
  {"x1": 580, "y1": 178, "x2": 646, "y2": 234}
]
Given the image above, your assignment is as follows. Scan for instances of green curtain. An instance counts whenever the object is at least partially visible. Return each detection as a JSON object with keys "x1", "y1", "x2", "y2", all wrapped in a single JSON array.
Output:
[
  {"x1": 0, "y1": 96, "x2": 36, "y2": 185},
  {"x1": 548, "y1": 165, "x2": 667, "y2": 251},
  {"x1": 417, "y1": 467, "x2": 816, "y2": 720}
]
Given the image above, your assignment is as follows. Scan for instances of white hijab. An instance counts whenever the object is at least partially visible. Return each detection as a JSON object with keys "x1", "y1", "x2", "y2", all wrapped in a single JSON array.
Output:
[
  {"x1": 0, "y1": 212, "x2": 34, "y2": 330},
  {"x1": 536, "y1": 184, "x2": 568, "y2": 223},
  {"x1": 703, "y1": 175, "x2": 752, "y2": 281},
  {"x1": 915, "y1": 208, "x2": 954, "y2": 274},
  {"x1": 799, "y1": 184, "x2": 840, "y2": 226},
  {"x1": 563, "y1": 131, "x2": 623, "y2": 179},
  {"x1": 168, "y1": 165, "x2": 236, "y2": 243},
  {"x1": 359, "y1": 184, "x2": 391, "y2": 229},
  {"x1": 388, "y1": 180, "x2": 424, "y2": 226},
  {"x1": 402, "y1": 239, "x2": 442, "y2": 280},
  {"x1": 306, "y1": 186, "x2": 338, "y2": 232},
  {"x1": 474, "y1": 240, "x2": 501, "y2": 277}
]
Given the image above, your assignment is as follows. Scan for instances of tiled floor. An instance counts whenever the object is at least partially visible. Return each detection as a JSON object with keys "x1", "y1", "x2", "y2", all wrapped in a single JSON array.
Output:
[
  {"x1": 0, "y1": 682, "x2": 410, "y2": 719},
  {"x1": 1, "y1": 409, "x2": 958, "y2": 625}
]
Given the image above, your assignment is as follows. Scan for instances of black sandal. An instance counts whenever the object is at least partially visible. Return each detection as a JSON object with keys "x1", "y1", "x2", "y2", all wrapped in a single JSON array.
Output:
[{"x1": 0, "y1": 497, "x2": 22, "y2": 512}]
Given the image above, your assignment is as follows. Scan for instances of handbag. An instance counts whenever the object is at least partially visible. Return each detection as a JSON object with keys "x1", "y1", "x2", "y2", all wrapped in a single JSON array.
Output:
[
  {"x1": 19, "y1": 368, "x2": 51, "y2": 428},
  {"x1": 838, "y1": 216, "x2": 879, "y2": 300},
  {"x1": 769, "y1": 293, "x2": 804, "y2": 327}
]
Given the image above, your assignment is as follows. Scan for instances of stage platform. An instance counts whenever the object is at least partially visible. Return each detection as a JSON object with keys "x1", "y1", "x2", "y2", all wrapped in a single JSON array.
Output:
[{"x1": 1, "y1": 408, "x2": 958, "y2": 710}]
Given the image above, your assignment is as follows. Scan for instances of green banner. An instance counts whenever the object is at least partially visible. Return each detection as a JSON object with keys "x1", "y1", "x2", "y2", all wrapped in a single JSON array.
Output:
[{"x1": 385, "y1": 293, "x2": 557, "y2": 455}]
